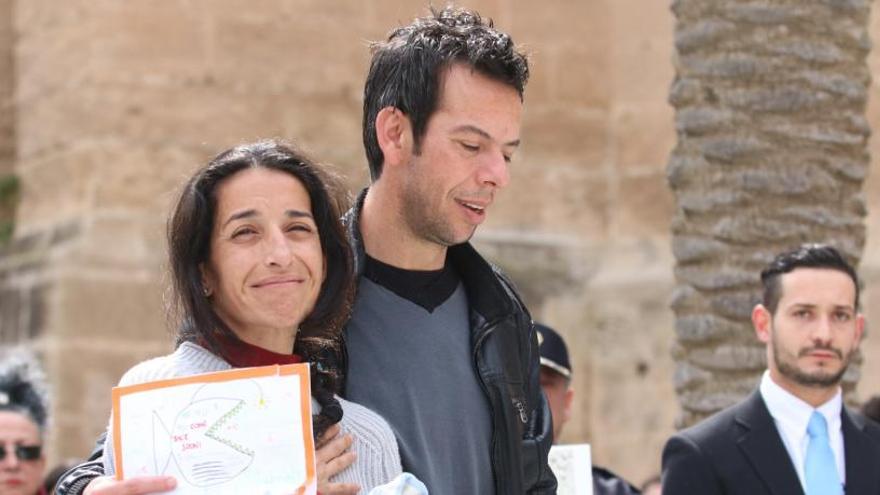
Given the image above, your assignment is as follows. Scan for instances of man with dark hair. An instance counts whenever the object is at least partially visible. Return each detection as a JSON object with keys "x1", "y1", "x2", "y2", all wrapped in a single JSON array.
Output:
[
  {"x1": 662, "y1": 244, "x2": 880, "y2": 495},
  {"x1": 55, "y1": 6, "x2": 554, "y2": 495},
  {"x1": 343, "y1": 7, "x2": 553, "y2": 493},
  {"x1": 537, "y1": 323, "x2": 640, "y2": 495}
]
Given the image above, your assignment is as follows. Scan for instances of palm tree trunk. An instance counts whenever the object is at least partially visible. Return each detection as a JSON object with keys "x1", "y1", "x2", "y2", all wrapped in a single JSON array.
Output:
[{"x1": 668, "y1": 0, "x2": 872, "y2": 427}]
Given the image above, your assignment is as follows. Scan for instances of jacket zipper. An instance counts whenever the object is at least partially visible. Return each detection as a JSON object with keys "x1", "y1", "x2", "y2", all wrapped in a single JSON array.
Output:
[{"x1": 473, "y1": 320, "x2": 502, "y2": 493}]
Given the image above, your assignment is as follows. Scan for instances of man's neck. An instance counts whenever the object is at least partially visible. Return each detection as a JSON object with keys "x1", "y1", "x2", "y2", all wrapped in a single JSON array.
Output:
[
  {"x1": 768, "y1": 368, "x2": 840, "y2": 408},
  {"x1": 361, "y1": 183, "x2": 448, "y2": 270}
]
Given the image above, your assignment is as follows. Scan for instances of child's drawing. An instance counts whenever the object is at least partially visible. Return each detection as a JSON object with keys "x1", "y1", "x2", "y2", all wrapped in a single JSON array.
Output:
[
  {"x1": 151, "y1": 381, "x2": 263, "y2": 486},
  {"x1": 112, "y1": 364, "x2": 316, "y2": 495}
]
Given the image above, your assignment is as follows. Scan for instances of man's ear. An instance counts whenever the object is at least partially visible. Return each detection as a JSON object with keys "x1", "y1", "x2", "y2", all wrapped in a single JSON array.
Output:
[
  {"x1": 753, "y1": 304, "x2": 772, "y2": 344},
  {"x1": 374, "y1": 106, "x2": 412, "y2": 170},
  {"x1": 562, "y1": 386, "x2": 574, "y2": 425},
  {"x1": 855, "y1": 313, "x2": 865, "y2": 345}
]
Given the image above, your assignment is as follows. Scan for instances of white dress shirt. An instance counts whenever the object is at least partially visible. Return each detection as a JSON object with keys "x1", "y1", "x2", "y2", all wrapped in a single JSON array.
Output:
[{"x1": 759, "y1": 370, "x2": 846, "y2": 491}]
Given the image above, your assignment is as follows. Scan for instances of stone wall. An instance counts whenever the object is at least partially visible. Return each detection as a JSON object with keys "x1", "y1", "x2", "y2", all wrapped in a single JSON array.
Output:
[
  {"x1": 668, "y1": 0, "x2": 873, "y2": 428},
  {"x1": 2, "y1": 0, "x2": 670, "y2": 486},
  {"x1": 2, "y1": 0, "x2": 879, "y2": 489},
  {"x1": 0, "y1": 0, "x2": 12, "y2": 176}
]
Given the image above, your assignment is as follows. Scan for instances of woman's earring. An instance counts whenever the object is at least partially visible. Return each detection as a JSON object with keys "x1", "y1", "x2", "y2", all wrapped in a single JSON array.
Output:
[{"x1": 203, "y1": 286, "x2": 212, "y2": 297}]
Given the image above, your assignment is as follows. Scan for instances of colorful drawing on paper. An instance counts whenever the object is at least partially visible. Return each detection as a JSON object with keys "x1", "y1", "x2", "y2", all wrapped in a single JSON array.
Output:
[
  {"x1": 151, "y1": 381, "x2": 263, "y2": 486},
  {"x1": 112, "y1": 364, "x2": 317, "y2": 495}
]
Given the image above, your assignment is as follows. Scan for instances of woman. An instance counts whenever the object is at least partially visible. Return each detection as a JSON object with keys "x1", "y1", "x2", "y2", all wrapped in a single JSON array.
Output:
[
  {"x1": 91, "y1": 140, "x2": 402, "y2": 494},
  {"x1": 0, "y1": 354, "x2": 49, "y2": 495}
]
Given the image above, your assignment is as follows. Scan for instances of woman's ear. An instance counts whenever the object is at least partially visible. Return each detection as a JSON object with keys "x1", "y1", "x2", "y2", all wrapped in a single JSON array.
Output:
[
  {"x1": 199, "y1": 263, "x2": 214, "y2": 297},
  {"x1": 374, "y1": 106, "x2": 412, "y2": 170}
]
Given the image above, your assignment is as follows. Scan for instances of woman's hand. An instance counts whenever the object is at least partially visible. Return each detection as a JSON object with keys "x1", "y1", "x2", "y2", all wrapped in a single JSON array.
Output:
[
  {"x1": 83, "y1": 475, "x2": 176, "y2": 494},
  {"x1": 315, "y1": 423, "x2": 359, "y2": 495}
]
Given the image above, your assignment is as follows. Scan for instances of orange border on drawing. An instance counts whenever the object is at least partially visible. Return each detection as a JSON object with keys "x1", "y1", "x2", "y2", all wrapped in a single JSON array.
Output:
[{"x1": 111, "y1": 363, "x2": 316, "y2": 493}]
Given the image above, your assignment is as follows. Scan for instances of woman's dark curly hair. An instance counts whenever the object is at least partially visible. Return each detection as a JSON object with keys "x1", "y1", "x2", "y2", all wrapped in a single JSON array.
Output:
[{"x1": 167, "y1": 140, "x2": 353, "y2": 436}]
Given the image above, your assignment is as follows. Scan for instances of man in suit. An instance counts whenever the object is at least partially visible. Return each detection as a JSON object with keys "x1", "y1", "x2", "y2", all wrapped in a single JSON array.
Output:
[
  {"x1": 537, "y1": 323, "x2": 642, "y2": 495},
  {"x1": 662, "y1": 244, "x2": 880, "y2": 495}
]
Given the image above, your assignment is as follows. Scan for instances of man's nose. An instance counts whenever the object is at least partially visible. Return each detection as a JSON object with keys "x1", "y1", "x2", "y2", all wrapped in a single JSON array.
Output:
[
  {"x1": 477, "y1": 151, "x2": 510, "y2": 189},
  {"x1": 811, "y1": 317, "x2": 833, "y2": 343}
]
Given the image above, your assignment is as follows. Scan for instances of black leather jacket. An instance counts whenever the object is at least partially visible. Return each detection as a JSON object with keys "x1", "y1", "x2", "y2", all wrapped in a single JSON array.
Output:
[{"x1": 343, "y1": 191, "x2": 557, "y2": 494}]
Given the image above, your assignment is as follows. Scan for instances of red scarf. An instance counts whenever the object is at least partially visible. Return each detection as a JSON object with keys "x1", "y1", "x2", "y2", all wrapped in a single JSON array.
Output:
[{"x1": 210, "y1": 333, "x2": 303, "y2": 367}]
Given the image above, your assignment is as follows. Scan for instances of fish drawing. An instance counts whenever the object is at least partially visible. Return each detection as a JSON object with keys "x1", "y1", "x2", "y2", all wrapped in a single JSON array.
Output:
[{"x1": 152, "y1": 381, "x2": 263, "y2": 487}]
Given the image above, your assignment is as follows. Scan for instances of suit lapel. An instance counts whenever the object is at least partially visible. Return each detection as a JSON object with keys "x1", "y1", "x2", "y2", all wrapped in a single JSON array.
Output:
[
  {"x1": 736, "y1": 390, "x2": 805, "y2": 495},
  {"x1": 841, "y1": 408, "x2": 880, "y2": 494}
]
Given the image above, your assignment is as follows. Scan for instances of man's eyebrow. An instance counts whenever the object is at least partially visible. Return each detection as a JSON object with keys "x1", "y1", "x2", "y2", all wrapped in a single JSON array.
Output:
[
  {"x1": 451, "y1": 124, "x2": 520, "y2": 147},
  {"x1": 222, "y1": 209, "x2": 313, "y2": 228},
  {"x1": 789, "y1": 302, "x2": 855, "y2": 311}
]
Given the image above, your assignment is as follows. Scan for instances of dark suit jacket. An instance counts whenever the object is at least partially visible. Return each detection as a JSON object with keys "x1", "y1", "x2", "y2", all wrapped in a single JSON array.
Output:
[{"x1": 661, "y1": 389, "x2": 880, "y2": 495}]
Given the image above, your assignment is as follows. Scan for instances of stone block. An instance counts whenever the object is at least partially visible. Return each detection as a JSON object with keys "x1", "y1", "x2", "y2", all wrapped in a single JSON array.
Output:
[
  {"x1": 615, "y1": 173, "x2": 674, "y2": 238},
  {"x1": 68, "y1": 215, "x2": 165, "y2": 270},
  {"x1": 91, "y1": 145, "x2": 202, "y2": 213},
  {"x1": 521, "y1": 106, "x2": 609, "y2": 171},
  {"x1": 613, "y1": 104, "x2": 674, "y2": 171},
  {"x1": 581, "y1": 281, "x2": 677, "y2": 484},
  {"x1": 508, "y1": 0, "x2": 611, "y2": 49},
  {"x1": 51, "y1": 275, "x2": 166, "y2": 342},
  {"x1": 518, "y1": 50, "x2": 556, "y2": 105},
  {"x1": 74, "y1": 1, "x2": 210, "y2": 85},
  {"x1": 17, "y1": 85, "x2": 283, "y2": 161},
  {"x1": 687, "y1": 343, "x2": 766, "y2": 371},
  {"x1": 210, "y1": 6, "x2": 367, "y2": 97},
  {"x1": 610, "y1": 0, "x2": 675, "y2": 105},
  {"x1": 675, "y1": 314, "x2": 746, "y2": 343},
  {"x1": 366, "y1": 0, "x2": 506, "y2": 35},
  {"x1": 275, "y1": 93, "x2": 365, "y2": 174},
  {"x1": 45, "y1": 342, "x2": 171, "y2": 460},
  {"x1": 15, "y1": 148, "x2": 96, "y2": 227},
  {"x1": 553, "y1": 42, "x2": 613, "y2": 110},
  {"x1": 490, "y1": 168, "x2": 610, "y2": 238}
]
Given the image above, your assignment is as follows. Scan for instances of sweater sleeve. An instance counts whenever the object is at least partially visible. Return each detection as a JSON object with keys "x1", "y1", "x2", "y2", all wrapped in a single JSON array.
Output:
[{"x1": 327, "y1": 397, "x2": 403, "y2": 494}]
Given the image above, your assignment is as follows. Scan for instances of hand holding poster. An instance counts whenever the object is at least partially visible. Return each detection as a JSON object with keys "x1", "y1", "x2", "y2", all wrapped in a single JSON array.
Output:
[{"x1": 111, "y1": 364, "x2": 315, "y2": 495}]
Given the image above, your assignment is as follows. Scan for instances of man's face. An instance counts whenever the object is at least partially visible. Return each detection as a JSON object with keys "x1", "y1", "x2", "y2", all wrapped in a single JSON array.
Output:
[
  {"x1": 540, "y1": 368, "x2": 573, "y2": 441},
  {"x1": 399, "y1": 64, "x2": 522, "y2": 247},
  {"x1": 753, "y1": 268, "x2": 864, "y2": 395}
]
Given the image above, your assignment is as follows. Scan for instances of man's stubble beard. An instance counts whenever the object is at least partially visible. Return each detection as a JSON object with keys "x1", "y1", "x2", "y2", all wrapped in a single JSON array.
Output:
[
  {"x1": 399, "y1": 163, "x2": 475, "y2": 248},
  {"x1": 772, "y1": 331, "x2": 852, "y2": 388}
]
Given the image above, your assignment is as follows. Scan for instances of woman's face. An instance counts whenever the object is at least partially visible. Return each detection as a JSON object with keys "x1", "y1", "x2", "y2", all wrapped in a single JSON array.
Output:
[
  {"x1": 202, "y1": 167, "x2": 325, "y2": 345},
  {"x1": 0, "y1": 411, "x2": 44, "y2": 495}
]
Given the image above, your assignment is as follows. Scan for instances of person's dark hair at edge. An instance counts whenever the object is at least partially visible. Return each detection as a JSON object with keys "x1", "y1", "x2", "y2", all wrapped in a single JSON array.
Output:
[
  {"x1": 362, "y1": 5, "x2": 530, "y2": 180},
  {"x1": 167, "y1": 140, "x2": 354, "y2": 437},
  {"x1": 760, "y1": 243, "x2": 860, "y2": 314}
]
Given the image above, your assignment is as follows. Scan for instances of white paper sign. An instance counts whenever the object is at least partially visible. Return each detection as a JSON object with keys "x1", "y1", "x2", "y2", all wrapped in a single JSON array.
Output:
[
  {"x1": 549, "y1": 443, "x2": 593, "y2": 495},
  {"x1": 112, "y1": 364, "x2": 315, "y2": 495}
]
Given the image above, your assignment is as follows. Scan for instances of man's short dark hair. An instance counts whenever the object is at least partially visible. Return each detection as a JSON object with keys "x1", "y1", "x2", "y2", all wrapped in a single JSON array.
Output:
[
  {"x1": 760, "y1": 244, "x2": 860, "y2": 314},
  {"x1": 362, "y1": 6, "x2": 529, "y2": 180}
]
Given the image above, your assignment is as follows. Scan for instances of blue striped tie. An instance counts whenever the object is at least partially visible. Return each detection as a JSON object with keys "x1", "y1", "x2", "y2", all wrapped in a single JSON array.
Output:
[{"x1": 804, "y1": 411, "x2": 842, "y2": 495}]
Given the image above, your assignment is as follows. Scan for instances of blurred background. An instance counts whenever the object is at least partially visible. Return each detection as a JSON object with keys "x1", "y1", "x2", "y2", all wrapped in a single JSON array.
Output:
[{"x1": 1, "y1": 0, "x2": 879, "y2": 487}]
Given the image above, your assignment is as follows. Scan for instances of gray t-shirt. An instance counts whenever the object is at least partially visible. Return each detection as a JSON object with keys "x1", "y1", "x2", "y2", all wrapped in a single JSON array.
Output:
[{"x1": 345, "y1": 279, "x2": 495, "y2": 494}]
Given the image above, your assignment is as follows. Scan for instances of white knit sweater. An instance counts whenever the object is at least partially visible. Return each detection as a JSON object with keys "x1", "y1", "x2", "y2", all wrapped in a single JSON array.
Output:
[{"x1": 102, "y1": 341, "x2": 402, "y2": 494}]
